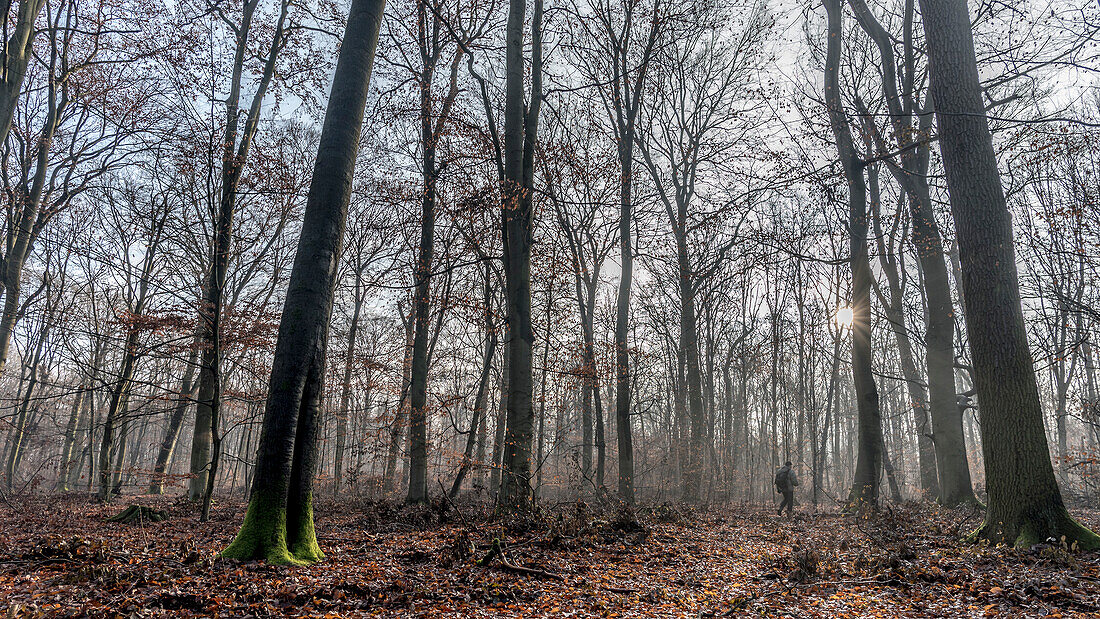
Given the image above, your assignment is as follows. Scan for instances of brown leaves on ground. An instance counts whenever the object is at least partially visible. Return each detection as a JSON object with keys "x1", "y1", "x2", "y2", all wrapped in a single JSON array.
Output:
[{"x1": 2, "y1": 495, "x2": 1099, "y2": 617}]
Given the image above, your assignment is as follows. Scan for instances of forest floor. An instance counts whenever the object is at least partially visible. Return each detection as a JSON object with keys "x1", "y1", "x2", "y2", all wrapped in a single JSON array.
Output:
[{"x1": 1, "y1": 493, "x2": 1099, "y2": 618}]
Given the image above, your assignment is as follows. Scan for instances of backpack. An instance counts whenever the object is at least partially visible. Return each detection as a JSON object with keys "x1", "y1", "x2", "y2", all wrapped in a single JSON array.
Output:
[{"x1": 774, "y1": 468, "x2": 789, "y2": 492}]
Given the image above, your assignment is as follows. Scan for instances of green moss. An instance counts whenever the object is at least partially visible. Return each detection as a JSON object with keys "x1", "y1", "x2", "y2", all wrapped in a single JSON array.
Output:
[
  {"x1": 969, "y1": 504, "x2": 1100, "y2": 551},
  {"x1": 221, "y1": 492, "x2": 310, "y2": 566},
  {"x1": 287, "y1": 491, "x2": 324, "y2": 564}
]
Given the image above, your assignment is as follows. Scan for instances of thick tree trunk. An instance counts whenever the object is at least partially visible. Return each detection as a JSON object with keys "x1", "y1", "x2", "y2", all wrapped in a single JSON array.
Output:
[
  {"x1": 677, "y1": 241, "x2": 706, "y2": 502},
  {"x1": 221, "y1": 0, "x2": 385, "y2": 564},
  {"x1": 611, "y1": 49, "x2": 639, "y2": 508},
  {"x1": 918, "y1": 0, "x2": 1097, "y2": 547}
]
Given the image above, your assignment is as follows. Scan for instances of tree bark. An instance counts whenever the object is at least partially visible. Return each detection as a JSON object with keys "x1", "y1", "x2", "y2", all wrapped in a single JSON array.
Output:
[
  {"x1": 918, "y1": 0, "x2": 1097, "y2": 547},
  {"x1": 221, "y1": 0, "x2": 385, "y2": 564},
  {"x1": 497, "y1": 0, "x2": 542, "y2": 513}
]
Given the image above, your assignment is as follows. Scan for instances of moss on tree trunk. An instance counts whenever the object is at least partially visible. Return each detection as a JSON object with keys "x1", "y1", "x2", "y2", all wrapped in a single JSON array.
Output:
[{"x1": 221, "y1": 492, "x2": 299, "y2": 564}]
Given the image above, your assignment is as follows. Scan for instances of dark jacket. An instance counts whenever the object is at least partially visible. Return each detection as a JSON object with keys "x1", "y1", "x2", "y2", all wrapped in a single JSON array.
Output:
[{"x1": 775, "y1": 465, "x2": 798, "y2": 492}]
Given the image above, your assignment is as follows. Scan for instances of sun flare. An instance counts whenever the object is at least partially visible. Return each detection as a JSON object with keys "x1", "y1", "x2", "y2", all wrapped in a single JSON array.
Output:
[{"x1": 835, "y1": 306, "x2": 855, "y2": 328}]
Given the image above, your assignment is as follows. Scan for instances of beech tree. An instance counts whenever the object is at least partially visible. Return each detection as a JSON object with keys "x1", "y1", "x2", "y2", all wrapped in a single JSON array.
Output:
[{"x1": 221, "y1": 0, "x2": 386, "y2": 564}]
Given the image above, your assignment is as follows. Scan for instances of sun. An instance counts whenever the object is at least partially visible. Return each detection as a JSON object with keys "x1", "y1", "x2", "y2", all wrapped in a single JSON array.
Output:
[{"x1": 835, "y1": 306, "x2": 855, "y2": 329}]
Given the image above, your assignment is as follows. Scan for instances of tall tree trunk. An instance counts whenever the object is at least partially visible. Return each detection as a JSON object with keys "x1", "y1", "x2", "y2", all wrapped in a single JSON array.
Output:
[
  {"x1": 190, "y1": 0, "x2": 290, "y2": 503},
  {"x1": 824, "y1": 0, "x2": 883, "y2": 510},
  {"x1": 405, "y1": 54, "x2": 439, "y2": 505},
  {"x1": 221, "y1": 0, "x2": 385, "y2": 563},
  {"x1": 577, "y1": 276, "x2": 596, "y2": 483},
  {"x1": 677, "y1": 236, "x2": 706, "y2": 502},
  {"x1": 498, "y1": 0, "x2": 542, "y2": 513},
  {"x1": 918, "y1": 0, "x2": 1097, "y2": 547},
  {"x1": 867, "y1": 164, "x2": 939, "y2": 498},
  {"x1": 847, "y1": 0, "x2": 975, "y2": 506}
]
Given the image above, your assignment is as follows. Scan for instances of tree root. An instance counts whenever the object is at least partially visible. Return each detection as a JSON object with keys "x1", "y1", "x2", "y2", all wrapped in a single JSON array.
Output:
[{"x1": 106, "y1": 504, "x2": 168, "y2": 524}]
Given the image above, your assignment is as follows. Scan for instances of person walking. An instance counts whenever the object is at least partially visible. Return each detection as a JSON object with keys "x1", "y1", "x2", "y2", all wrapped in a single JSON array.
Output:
[{"x1": 775, "y1": 461, "x2": 798, "y2": 517}]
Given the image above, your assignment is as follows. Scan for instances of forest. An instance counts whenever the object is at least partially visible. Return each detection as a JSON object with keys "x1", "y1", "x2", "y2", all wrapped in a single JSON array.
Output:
[{"x1": 1, "y1": 0, "x2": 1099, "y2": 615}]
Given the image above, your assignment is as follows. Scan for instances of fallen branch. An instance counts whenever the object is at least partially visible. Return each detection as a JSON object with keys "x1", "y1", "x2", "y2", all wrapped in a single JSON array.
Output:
[{"x1": 477, "y1": 538, "x2": 564, "y2": 581}]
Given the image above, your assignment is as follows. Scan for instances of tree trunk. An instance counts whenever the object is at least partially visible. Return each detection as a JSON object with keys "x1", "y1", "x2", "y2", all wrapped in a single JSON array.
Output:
[
  {"x1": 824, "y1": 0, "x2": 883, "y2": 510},
  {"x1": 867, "y1": 165, "x2": 939, "y2": 498},
  {"x1": 4, "y1": 326, "x2": 46, "y2": 491},
  {"x1": 221, "y1": 0, "x2": 385, "y2": 564},
  {"x1": 383, "y1": 307, "x2": 414, "y2": 494},
  {"x1": 918, "y1": 0, "x2": 1097, "y2": 547},
  {"x1": 58, "y1": 336, "x2": 105, "y2": 492},
  {"x1": 405, "y1": 54, "x2": 439, "y2": 504},
  {"x1": 0, "y1": 0, "x2": 45, "y2": 152},
  {"x1": 190, "y1": 0, "x2": 289, "y2": 503},
  {"x1": 490, "y1": 342, "x2": 509, "y2": 496},
  {"x1": 677, "y1": 237, "x2": 706, "y2": 502},
  {"x1": 847, "y1": 0, "x2": 976, "y2": 507},
  {"x1": 497, "y1": 0, "x2": 542, "y2": 513},
  {"x1": 98, "y1": 330, "x2": 140, "y2": 502}
]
